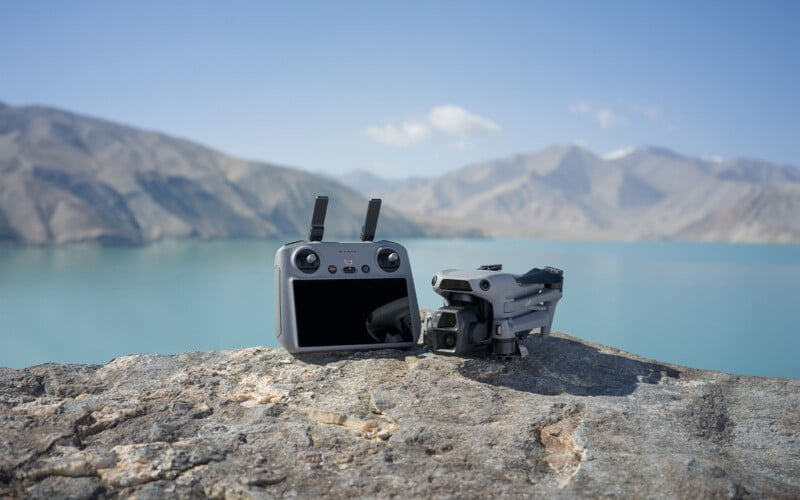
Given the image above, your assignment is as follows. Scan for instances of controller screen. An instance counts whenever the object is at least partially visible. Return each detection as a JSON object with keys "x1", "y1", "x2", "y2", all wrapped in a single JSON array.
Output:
[{"x1": 293, "y1": 278, "x2": 414, "y2": 347}]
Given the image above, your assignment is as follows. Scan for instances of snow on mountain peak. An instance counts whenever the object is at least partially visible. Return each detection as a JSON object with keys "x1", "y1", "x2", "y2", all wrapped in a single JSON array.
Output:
[{"x1": 602, "y1": 146, "x2": 636, "y2": 160}]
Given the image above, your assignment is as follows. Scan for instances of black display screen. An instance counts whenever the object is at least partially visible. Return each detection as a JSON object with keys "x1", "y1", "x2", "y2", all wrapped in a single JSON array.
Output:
[{"x1": 293, "y1": 278, "x2": 414, "y2": 347}]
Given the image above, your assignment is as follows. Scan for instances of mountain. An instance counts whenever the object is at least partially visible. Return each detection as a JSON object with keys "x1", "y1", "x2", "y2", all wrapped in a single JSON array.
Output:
[
  {"x1": 677, "y1": 184, "x2": 800, "y2": 243},
  {"x1": 0, "y1": 103, "x2": 432, "y2": 245},
  {"x1": 324, "y1": 169, "x2": 426, "y2": 197},
  {"x1": 361, "y1": 145, "x2": 800, "y2": 243},
  {"x1": 3, "y1": 102, "x2": 796, "y2": 245}
]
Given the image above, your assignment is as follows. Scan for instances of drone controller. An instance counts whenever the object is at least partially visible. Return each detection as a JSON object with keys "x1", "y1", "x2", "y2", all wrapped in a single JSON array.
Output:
[{"x1": 274, "y1": 196, "x2": 421, "y2": 353}]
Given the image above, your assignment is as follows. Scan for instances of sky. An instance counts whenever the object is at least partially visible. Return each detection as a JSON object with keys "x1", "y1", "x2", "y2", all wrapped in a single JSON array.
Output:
[{"x1": 1, "y1": 1, "x2": 799, "y2": 178}]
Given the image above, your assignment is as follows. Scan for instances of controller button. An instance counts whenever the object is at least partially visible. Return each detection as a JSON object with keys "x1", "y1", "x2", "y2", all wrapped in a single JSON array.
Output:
[
  {"x1": 343, "y1": 266, "x2": 356, "y2": 273},
  {"x1": 328, "y1": 265, "x2": 338, "y2": 274},
  {"x1": 361, "y1": 265, "x2": 370, "y2": 273}
]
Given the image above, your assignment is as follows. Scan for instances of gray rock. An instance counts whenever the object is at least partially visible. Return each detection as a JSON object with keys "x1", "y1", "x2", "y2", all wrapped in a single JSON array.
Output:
[{"x1": 1, "y1": 332, "x2": 798, "y2": 498}]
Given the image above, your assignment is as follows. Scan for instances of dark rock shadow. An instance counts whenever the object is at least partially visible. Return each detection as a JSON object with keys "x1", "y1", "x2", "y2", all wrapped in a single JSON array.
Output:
[
  {"x1": 459, "y1": 334, "x2": 681, "y2": 397},
  {"x1": 291, "y1": 345, "x2": 426, "y2": 367},
  {"x1": 0, "y1": 364, "x2": 104, "y2": 403}
]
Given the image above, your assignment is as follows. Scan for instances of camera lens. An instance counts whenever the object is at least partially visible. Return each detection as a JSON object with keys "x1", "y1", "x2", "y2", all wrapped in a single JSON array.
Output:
[
  {"x1": 437, "y1": 312, "x2": 457, "y2": 328},
  {"x1": 443, "y1": 333, "x2": 457, "y2": 348}
]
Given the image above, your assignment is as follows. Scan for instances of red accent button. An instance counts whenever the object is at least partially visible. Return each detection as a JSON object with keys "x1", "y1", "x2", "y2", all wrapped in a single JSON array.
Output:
[{"x1": 328, "y1": 265, "x2": 337, "y2": 274}]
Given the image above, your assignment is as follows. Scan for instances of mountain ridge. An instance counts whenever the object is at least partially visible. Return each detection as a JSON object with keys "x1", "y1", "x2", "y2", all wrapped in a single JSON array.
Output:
[
  {"x1": 357, "y1": 144, "x2": 800, "y2": 243},
  {"x1": 2, "y1": 102, "x2": 797, "y2": 245},
  {"x1": 0, "y1": 103, "x2": 438, "y2": 245}
]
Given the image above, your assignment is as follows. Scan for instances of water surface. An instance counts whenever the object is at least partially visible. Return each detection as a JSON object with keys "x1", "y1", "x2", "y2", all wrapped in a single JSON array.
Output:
[{"x1": 1, "y1": 239, "x2": 798, "y2": 378}]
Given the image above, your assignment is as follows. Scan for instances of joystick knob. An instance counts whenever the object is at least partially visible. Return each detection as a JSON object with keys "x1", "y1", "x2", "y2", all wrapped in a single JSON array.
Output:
[
  {"x1": 295, "y1": 248, "x2": 321, "y2": 274},
  {"x1": 377, "y1": 248, "x2": 401, "y2": 273}
]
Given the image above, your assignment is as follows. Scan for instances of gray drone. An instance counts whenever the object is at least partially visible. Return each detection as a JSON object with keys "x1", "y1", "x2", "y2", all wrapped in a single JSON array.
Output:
[{"x1": 424, "y1": 264, "x2": 564, "y2": 356}]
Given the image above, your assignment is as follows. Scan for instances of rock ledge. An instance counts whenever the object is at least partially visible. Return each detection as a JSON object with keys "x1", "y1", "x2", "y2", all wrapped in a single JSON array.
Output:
[{"x1": 1, "y1": 333, "x2": 798, "y2": 498}]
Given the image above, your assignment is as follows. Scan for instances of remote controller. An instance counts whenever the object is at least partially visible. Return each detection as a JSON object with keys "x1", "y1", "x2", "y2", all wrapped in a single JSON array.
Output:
[{"x1": 274, "y1": 196, "x2": 421, "y2": 353}]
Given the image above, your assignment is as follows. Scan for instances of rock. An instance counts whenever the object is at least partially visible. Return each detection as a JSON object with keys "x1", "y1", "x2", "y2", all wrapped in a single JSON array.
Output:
[{"x1": 1, "y1": 332, "x2": 798, "y2": 498}]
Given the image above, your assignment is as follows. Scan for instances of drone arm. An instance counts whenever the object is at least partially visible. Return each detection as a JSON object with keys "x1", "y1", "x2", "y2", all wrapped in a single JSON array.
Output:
[
  {"x1": 497, "y1": 288, "x2": 562, "y2": 342},
  {"x1": 502, "y1": 288, "x2": 562, "y2": 314},
  {"x1": 492, "y1": 308, "x2": 551, "y2": 353}
]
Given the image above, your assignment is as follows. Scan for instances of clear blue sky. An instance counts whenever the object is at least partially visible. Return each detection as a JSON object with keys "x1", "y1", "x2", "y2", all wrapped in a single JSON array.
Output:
[{"x1": 2, "y1": 1, "x2": 798, "y2": 177}]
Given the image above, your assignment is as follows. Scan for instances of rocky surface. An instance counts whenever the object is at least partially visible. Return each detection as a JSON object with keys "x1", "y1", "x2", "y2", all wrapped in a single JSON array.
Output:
[{"x1": 1, "y1": 332, "x2": 799, "y2": 498}]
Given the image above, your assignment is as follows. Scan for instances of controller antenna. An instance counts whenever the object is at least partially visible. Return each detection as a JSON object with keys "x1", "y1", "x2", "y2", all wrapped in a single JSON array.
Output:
[
  {"x1": 360, "y1": 198, "x2": 382, "y2": 242},
  {"x1": 309, "y1": 196, "x2": 328, "y2": 242}
]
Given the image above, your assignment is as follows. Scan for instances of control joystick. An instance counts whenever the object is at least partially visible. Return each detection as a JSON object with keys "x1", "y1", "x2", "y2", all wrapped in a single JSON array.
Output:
[
  {"x1": 378, "y1": 248, "x2": 401, "y2": 272},
  {"x1": 295, "y1": 248, "x2": 320, "y2": 273}
]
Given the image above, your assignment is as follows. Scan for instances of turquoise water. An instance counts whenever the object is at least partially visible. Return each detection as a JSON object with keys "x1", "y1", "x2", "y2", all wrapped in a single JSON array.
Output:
[{"x1": 1, "y1": 239, "x2": 798, "y2": 378}]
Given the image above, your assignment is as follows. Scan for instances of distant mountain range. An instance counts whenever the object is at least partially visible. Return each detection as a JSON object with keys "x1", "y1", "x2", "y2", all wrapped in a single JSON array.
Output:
[
  {"x1": 354, "y1": 145, "x2": 800, "y2": 243},
  {"x1": 1, "y1": 102, "x2": 798, "y2": 245},
  {"x1": 0, "y1": 103, "x2": 437, "y2": 245},
  {"x1": 326, "y1": 170, "x2": 425, "y2": 195}
]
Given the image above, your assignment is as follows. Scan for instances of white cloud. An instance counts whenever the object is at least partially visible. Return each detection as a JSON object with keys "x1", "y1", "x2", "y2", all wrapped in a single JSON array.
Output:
[
  {"x1": 572, "y1": 99, "x2": 677, "y2": 134},
  {"x1": 570, "y1": 100, "x2": 625, "y2": 129},
  {"x1": 569, "y1": 101, "x2": 593, "y2": 115},
  {"x1": 366, "y1": 105, "x2": 500, "y2": 148},
  {"x1": 427, "y1": 105, "x2": 501, "y2": 138},
  {"x1": 365, "y1": 120, "x2": 431, "y2": 147},
  {"x1": 629, "y1": 102, "x2": 677, "y2": 132},
  {"x1": 596, "y1": 107, "x2": 623, "y2": 129},
  {"x1": 630, "y1": 103, "x2": 661, "y2": 120}
]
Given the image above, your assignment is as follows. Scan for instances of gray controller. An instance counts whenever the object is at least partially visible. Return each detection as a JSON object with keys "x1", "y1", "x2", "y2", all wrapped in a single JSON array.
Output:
[{"x1": 274, "y1": 196, "x2": 421, "y2": 353}]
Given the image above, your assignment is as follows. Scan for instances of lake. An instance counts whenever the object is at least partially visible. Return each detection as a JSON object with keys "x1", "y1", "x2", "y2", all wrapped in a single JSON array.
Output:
[{"x1": 1, "y1": 239, "x2": 798, "y2": 378}]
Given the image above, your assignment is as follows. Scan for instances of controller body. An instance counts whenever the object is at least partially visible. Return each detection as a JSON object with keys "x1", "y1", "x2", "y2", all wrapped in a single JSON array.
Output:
[{"x1": 274, "y1": 197, "x2": 420, "y2": 353}]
